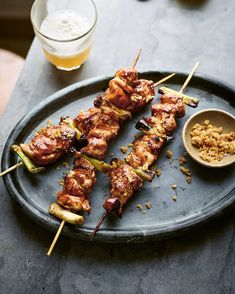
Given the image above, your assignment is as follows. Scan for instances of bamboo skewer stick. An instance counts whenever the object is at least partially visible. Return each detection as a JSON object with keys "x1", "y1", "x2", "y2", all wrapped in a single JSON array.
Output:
[
  {"x1": 46, "y1": 50, "x2": 143, "y2": 255},
  {"x1": 0, "y1": 161, "x2": 23, "y2": 177},
  {"x1": 179, "y1": 61, "x2": 199, "y2": 94},
  {"x1": 47, "y1": 220, "x2": 65, "y2": 256},
  {"x1": 131, "y1": 48, "x2": 142, "y2": 69},
  {"x1": 154, "y1": 73, "x2": 176, "y2": 87},
  {"x1": 90, "y1": 212, "x2": 108, "y2": 240}
]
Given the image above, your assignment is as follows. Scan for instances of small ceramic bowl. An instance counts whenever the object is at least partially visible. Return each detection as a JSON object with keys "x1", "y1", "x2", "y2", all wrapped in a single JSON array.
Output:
[{"x1": 182, "y1": 109, "x2": 235, "y2": 168}]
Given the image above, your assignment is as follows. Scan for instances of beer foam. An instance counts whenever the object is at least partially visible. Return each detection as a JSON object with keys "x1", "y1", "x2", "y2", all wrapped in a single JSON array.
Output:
[{"x1": 40, "y1": 10, "x2": 90, "y2": 41}]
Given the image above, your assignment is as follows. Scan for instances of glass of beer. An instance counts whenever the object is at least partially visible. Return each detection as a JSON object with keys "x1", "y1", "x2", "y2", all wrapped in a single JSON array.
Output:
[{"x1": 31, "y1": 0, "x2": 97, "y2": 71}]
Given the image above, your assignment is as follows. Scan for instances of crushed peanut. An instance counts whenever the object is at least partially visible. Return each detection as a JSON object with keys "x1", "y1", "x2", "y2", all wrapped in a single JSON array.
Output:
[
  {"x1": 145, "y1": 201, "x2": 152, "y2": 209},
  {"x1": 179, "y1": 156, "x2": 187, "y2": 165},
  {"x1": 190, "y1": 120, "x2": 235, "y2": 163},
  {"x1": 179, "y1": 166, "x2": 191, "y2": 176},
  {"x1": 171, "y1": 184, "x2": 177, "y2": 190},
  {"x1": 156, "y1": 169, "x2": 161, "y2": 177},
  {"x1": 186, "y1": 176, "x2": 192, "y2": 184},
  {"x1": 120, "y1": 146, "x2": 128, "y2": 154},
  {"x1": 62, "y1": 161, "x2": 69, "y2": 168},
  {"x1": 136, "y1": 204, "x2": 143, "y2": 211},
  {"x1": 59, "y1": 179, "x2": 64, "y2": 186},
  {"x1": 179, "y1": 166, "x2": 192, "y2": 184},
  {"x1": 47, "y1": 119, "x2": 52, "y2": 126},
  {"x1": 172, "y1": 195, "x2": 177, "y2": 201},
  {"x1": 166, "y1": 150, "x2": 173, "y2": 159}
]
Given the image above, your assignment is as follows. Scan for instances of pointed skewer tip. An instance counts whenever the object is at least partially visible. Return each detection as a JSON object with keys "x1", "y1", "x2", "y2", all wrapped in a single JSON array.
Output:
[
  {"x1": 131, "y1": 49, "x2": 142, "y2": 69},
  {"x1": 179, "y1": 61, "x2": 200, "y2": 94},
  {"x1": 90, "y1": 211, "x2": 108, "y2": 241}
]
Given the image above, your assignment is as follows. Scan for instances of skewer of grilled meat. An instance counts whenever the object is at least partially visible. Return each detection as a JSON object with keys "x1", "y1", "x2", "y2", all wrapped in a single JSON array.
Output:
[
  {"x1": 76, "y1": 67, "x2": 155, "y2": 160},
  {"x1": 91, "y1": 62, "x2": 199, "y2": 239},
  {"x1": 52, "y1": 72, "x2": 176, "y2": 214},
  {"x1": 4, "y1": 66, "x2": 157, "y2": 176},
  {"x1": 11, "y1": 117, "x2": 79, "y2": 173},
  {"x1": 46, "y1": 72, "x2": 178, "y2": 253}
]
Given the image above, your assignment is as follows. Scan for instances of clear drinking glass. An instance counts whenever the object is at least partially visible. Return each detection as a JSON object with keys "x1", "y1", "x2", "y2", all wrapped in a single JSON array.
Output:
[{"x1": 31, "y1": 0, "x2": 97, "y2": 71}]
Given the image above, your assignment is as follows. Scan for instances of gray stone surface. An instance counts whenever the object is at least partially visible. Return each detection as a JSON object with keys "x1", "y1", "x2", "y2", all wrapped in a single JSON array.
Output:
[{"x1": 0, "y1": 0, "x2": 235, "y2": 293}]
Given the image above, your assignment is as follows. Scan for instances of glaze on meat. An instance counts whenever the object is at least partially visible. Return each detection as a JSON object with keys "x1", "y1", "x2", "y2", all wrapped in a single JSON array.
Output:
[
  {"x1": 20, "y1": 119, "x2": 76, "y2": 165},
  {"x1": 57, "y1": 155, "x2": 96, "y2": 212}
]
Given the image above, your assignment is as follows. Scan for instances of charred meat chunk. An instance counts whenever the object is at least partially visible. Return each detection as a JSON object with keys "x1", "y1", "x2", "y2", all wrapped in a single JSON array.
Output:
[
  {"x1": 20, "y1": 119, "x2": 76, "y2": 166},
  {"x1": 57, "y1": 156, "x2": 96, "y2": 212}
]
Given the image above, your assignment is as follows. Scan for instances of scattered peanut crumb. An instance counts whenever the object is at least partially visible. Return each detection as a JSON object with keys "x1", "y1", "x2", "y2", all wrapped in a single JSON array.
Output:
[
  {"x1": 179, "y1": 156, "x2": 187, "y2": 165},
  {"x1": 166, "y1": 150, "x2": 173, "y2": 159},
  {"x1": 172, "y1": 195, "x2": 177, "y2": 201},
  {"x1": 120, "y1": 146, "x2": 128, "y2": 154},
  {"x1": 190, "y1": 120, "x2": 235, "y2": 163},
  {"x1": 171, "y1": 184, "x2": 177, "y2": 190},
  {"x1": 145, "y1": 201, "x2": 152, "y2": 209},
  {"x1": 136, "y1": 204, "x2": 143, "y2": 211},
  {"x1": 186, "y1": 176, "x2": 192, "y2": 184},
  {"x1": 156, "y1": 169, "x2": 161, "y2": 177},
  {"x1": 179, "y1": 166, "x2": 192, "y2": 184},
  {"x1": 128, "y1": 143, "x2": 133, "y2": 148},
  {"x1": 62, "y1": 161, "x2": 69, "y2": 168},
  {"x1": 47, "y1": 119, "x2": 52, "y2": 126},
  {"x1": 179, "y1": 166, "x2": 191, "y2": 176},
  {"x1": 136, "y1": 204, "x2": 146, "y2": 214},
  {"x1": 59, "y1": 179, "x2": 64, "y2": 186},
  {"x1": 56, "y1": 166, "x2": 61, "y2": 170}
]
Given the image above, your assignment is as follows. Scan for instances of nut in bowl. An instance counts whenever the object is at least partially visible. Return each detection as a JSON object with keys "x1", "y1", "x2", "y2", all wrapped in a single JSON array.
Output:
[{"x1": 182, "y1": 109, "x2": 235, "y2": 168}]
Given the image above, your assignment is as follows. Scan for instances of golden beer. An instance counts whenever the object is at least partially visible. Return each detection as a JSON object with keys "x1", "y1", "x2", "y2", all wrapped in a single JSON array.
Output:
[{"x1": 31, "y1": 0, "x2": 97, "y2": 71}]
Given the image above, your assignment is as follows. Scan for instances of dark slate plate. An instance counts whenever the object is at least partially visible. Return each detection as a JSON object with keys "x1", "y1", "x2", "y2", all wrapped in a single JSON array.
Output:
[{"x1": 2, "y1": 72, "x2": 235, "y2": 243}]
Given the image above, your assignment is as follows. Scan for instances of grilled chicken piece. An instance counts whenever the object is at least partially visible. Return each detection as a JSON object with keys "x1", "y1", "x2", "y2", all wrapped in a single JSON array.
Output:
[
  {"x1": 20, "y1": 119, "x2": 76, "y2": 166},
  {"x1": 81, "y1": 137, "x2": 108, "y2": 160},
  {"x1": 57, "y1": 156, "x2": 96, "y2": 212},
  {"x1": 74, "y1": 107, "x2": 101, "y2": 135},
  {"x1": 105, "y1": 68, "x2": 155, "y2": 113},
  {"x1": 159, "y1": 93, "x2": 185, "y2": 118},
  {"x1": 126, "y1": 79, "x2": 155, "y2": 113},
  {"x1": 94, "y1": 95, "x2": 132, "y2": 122},
  {"x1": 116, "y1": 67, "x2": 139, "y2": 86},
  {"x1": 103, "y1": 162, "x2": 143, "y2": 217},
  {"x1": 126, "y1": 135, "x2": 165, "y2": 170},
  {"x1": 128, "y1": 93, "x2": 186, "y2": 170},
  {"x1": 80, "y1": 68, "x2": 154, "y2": 161},
  {"x1": 81, "y1": 111, "x2": 120, "y2": 160}
]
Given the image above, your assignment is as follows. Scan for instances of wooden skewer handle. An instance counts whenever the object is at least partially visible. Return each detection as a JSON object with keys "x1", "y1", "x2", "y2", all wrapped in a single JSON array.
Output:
[
  {"x1": 0, "y1": 161, "x2": 24, "y2": 177},
  {"x1": 47, "y1": 220, "x2": 65, "y2": 256}
]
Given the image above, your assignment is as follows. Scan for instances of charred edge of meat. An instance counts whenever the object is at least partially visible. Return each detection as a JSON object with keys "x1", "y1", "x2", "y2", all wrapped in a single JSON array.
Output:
[
  {"x1": 135, "y1": 119, "x2": 151, "y2": 131},
  {"x1": 72, "y1": 134, "x2": 88, "y2": 149},
  {"x1": 69, "y1": 146, "x2": 77, "y2": 154},
  {"x1": 94, "y1": 94, "x2": 103, "y2": 108},
  {"x1": 103, "y1": 198, "x2": 121, "y2": 217}
]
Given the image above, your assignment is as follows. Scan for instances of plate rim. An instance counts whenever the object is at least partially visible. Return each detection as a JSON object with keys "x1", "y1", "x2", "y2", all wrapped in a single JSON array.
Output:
[{"x1": 2, "y1": 70, "x2": 235, "y2": 243}]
